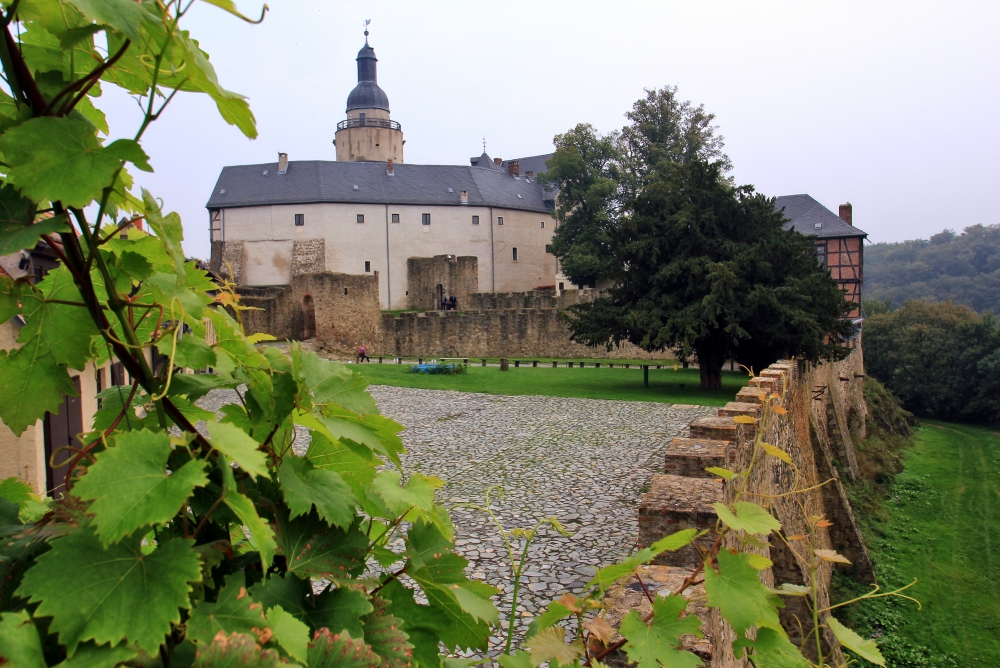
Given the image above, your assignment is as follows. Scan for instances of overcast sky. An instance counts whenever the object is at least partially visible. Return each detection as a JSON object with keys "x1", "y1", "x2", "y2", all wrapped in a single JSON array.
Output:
[{"x1": 99, "y1": 0, "x2": 1000, "y2": 259}]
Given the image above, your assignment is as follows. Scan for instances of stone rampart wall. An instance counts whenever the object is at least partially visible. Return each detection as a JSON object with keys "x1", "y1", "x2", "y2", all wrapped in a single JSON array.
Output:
[
  {"x1": 464, "y1": 288, "x2": 604, "y2": 311},
  {"x1": 377, "y1": 308, "x2": 668, "y2": 359},
  {"x1": 632, "y1": 348, "x2": 871, "y2": 666},
  {"x1": 239, "y1": 272, "x2": 381, "y2": 353}
]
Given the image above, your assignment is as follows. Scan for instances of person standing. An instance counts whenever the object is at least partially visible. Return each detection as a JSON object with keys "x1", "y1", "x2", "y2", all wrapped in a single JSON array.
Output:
[
  {"x1": 449, "y1": 295, "x2": 457, "y2": 311},
  {"x1": 358, "y1": 344, "x2": 370, "y2": 363}
]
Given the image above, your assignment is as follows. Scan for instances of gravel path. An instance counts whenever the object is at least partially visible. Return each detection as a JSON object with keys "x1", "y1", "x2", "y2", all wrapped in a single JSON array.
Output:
[{"x1": 197, "y1": 385, "x2": 713, "y2": 652}]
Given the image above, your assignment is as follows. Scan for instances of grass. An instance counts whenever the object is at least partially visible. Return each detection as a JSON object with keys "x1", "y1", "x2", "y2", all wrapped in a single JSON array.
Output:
[
  {"x1": 356, "y1": 362, "x2": 746, "y2": 406},
  {"x1": 842, "y1": 421, "x2": 1000, "y2": 666}
]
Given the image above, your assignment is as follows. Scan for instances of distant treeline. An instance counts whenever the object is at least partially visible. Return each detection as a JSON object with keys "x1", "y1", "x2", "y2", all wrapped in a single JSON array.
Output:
[{"x1": 864, "y1": 224, "x2": 1000, "y2": 314}]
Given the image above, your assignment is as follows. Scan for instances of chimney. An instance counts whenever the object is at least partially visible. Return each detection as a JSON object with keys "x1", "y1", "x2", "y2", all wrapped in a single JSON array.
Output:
[
  {"x1": 494, "y1": 157, "x2": 502, "y2": 166},
  {"x1": 277, "y1": 152, "x2": 288, "y2": 174},
  {"x1": 507, "y1": 160, "x2": 519, "y2": 177},
  {"x1": 387, "y1": 158, "x2": 394, "y2": 176},
  {"x1": 839, "y1": 202, "x2": 853, "y2": 225},
  {"x1": 460, "y1": 189, "x2": 468, "y2": 204}
]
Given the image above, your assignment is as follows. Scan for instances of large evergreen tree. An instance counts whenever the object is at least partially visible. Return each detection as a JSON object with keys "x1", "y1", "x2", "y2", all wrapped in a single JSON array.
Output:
[{"x1": 565, "y1": 160, "x2": 854, "y2": 389}]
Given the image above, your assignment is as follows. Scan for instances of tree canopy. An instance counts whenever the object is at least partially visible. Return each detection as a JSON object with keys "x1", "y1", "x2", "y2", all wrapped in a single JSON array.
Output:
[
  {"x1": 564, "y1": 160, "x2": 854, "y2": 389},
  {"x1": 864, "y1": 224, "x2": 1000, "y2": 314}
]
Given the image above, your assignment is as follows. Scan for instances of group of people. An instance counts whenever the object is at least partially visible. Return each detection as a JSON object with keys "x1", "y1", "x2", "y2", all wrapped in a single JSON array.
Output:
[{"x1": 440, "y1": 295, "x2": 458, "y2": 311}]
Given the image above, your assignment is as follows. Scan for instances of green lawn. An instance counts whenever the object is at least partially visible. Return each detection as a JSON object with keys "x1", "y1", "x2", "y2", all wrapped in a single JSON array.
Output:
[
  {"x1": 851, "y1": 421, "x2": 1000, "y2": 666},
  {"x1": 356, "y1": 362, "x2": 746, "y2": 406}
]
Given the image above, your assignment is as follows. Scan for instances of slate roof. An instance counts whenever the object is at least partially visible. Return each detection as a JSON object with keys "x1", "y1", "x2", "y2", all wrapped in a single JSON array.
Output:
[
  {"x1": 775, "y1": 194, "x2": 867, "y2": 239},
  {"x1": 205, "y1": 160, "x2": 554, "y2": 213}
]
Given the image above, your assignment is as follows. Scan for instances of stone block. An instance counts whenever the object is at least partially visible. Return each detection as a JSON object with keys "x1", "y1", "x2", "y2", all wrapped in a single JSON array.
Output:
[
  {"x1": 638, "y1": 474, "x2": 720, "y2": 565},
  {"x1": 688, "y1": 416, "x2": 737, "y2": 443},
  {"x1": 760, "y1": 368, "x2": 786, "y2": 379},
  {"x1": 717, "y1": 402, "x2": 759, "y2": 418},
  {"x1": 735, "y1": 386, "x2": 769, "y2": 405},
  {"x1": 664, "y1": 438, "x2": 729, "y2": 477},
  {"x1": 752, "y1": 376, "x2": 779, "y2": 393}
]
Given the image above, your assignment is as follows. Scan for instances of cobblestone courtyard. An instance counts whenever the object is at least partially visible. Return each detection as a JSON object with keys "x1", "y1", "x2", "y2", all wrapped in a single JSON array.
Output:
[{"x1": 368, "y1": 386, "x2": 713, "y2": 648}]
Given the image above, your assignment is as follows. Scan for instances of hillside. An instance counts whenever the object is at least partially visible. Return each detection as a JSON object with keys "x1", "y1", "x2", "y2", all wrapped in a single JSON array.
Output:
[{"x1": 864, "y1": 224, "x2": 1000, "y2": 313}]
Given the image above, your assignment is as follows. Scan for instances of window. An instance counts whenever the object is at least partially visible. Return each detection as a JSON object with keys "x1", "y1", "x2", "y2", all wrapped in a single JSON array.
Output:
[
  {"x1": 497, "y1": 216, "x2": 504, "y2": 226},
  {"x1": 294, "y1": 213, "x2": 304, "y2": 226},
  {"x1": 816, "y1": 243, "x2": 827, "y2": 267},
  {"x1": 558, "y1": 282, "x2": 565, "y2": 291},
  {"x1": 422, "y1": 213, "x2": 431, "y2": 225},
  {"x1": 357, "y1": 214, "x2": 365, "y2": 224},
  {"x1": 391, "y1": 213, "x2": 400, "y2": 223},
  {"x1": 545, "y1": 244, "x2": 553, "y2": 254},
  {"x1": 540, "y1": 220, "x2": 545, "y2": 228},
  {"x1": 472, "y1": 215, "x2": 480, "y2": 225},
  {"x1": 364, "y1": 261, "x2": 371, "y2": 272},
  {"x1": 512, "y1": 247, "x2": 518, "y2": 261},
  {"x1": 344, "y1": 288, "x2": 348, "y2": 295}
]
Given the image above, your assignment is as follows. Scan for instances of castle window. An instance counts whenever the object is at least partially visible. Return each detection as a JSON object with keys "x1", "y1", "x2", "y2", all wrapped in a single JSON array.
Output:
[
  {"x1": 294, "y1": 213, "x2": 304, "y2": 226},
  {"x1": 545, "y1": 244, "x2": 553, "y2": 254},
  {"x1": 365, "y1": 261, "x2": 371, "y2": 272},
  {"x1": 512, "y1": 247, "x2": 518, "y2": 261},
  {"x1": 540, "y1": 220, "x2": 545, "y2": 228},
  {"x1": 422, "y1": 213, "x2": 431, "y2": 225},
  {"x1": 391, "y1": 213, "x2": 400, "y2": 223},
  {"x1": 497, "y1": 216, "x2": 504, "y2": 226},
  {"x1": 357, "y1": 214, "x2": 365, "y2": 224},
  {"x1": 344, "y1": 288, "x2": 348, "y2": 295},
  {"x1": 472, "y1": 215, "x2": 480, "y2": 225},
  {"x1": 816, "y1": 243, "x2": 827, "y2": 267}
]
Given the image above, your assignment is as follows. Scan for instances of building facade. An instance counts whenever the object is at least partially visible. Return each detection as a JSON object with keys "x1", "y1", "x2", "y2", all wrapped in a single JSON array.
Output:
[{"x1": 208, "y1": 35, "x2": 558, "y2": 310}]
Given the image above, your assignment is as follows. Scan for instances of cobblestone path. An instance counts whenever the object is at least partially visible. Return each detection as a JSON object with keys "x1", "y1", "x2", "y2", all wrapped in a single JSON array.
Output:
[
  {"x1": 368, "y1": 386, "x2": 714, "y2": 650},
  {"x1": 197, "y1": 385, "x2": 713, "y2": 652}
]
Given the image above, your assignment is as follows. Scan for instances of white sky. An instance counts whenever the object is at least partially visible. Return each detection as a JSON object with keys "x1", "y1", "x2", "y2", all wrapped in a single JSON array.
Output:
[{"x1": 98, "y1": 0, "x2": 1000, "y2": 259}]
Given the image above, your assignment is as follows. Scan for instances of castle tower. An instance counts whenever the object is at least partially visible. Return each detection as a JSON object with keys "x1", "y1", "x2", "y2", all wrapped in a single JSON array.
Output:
[{"x1": 334, "y1": 27, "x2": 404, "y2": 163}]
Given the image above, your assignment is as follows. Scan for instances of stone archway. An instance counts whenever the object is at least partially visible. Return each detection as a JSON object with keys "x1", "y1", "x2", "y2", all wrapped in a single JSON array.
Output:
[{"x1": 302, "y1": 294, "x2": 316, "y2": 339}]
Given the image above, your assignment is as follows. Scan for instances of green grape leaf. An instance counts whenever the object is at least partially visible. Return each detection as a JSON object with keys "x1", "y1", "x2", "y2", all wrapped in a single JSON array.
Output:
[
  {"x1": 19, "y1": 266, "x2": 101, "y2": 369},
  {"x1": 369, "y1": 470, "x2": 443, "y2": 518},
  {"x1": 0, "y1": 275, "x2": 22, "y2": 322},
  {"x1": 207, "y1": 420, "x2": 269, "y2": 480},
  {"x1": 297, "y1": 352, "x2": 377, "y2": 414},
  {"x1": 219, "y1": 455, "x2": 276, "y2": 571},
  {"x1": 17, "y1": 529, "x2": 201, "y2": 654},
  {"x1": 274, "y1": 510, "x2": 367, "y2": 582},
  {"x1": 0, "y1": 342, "x2": 76, "y2": 436},
  {"x1": 0, "y1": 117, "x2": 144, "y2": 208},
  {"x1": 141, "y1": 190, "x2": 185, "y2": 274},
  {"x1": 620, "y1": 594, "x2": 703, "y2": 668},
  {"x1": 713, "y1": 502, "x2": 781, "y2": 536},
  {"x1": 316, "y1": 408, "x2": 405, "y2": 469},
  {"x1": 170, "y1": 373, "x2": 238, "y2": 401},
  {"x1": 186, "y1": 571, "x2": 269, "y2": 645},
  {"x1": 377, "y1": 580, "x2": 447, "y2": 668},
  {"x1": 159, "y1": 334, "x2": 217, "y2": 369},
  {"x1": 63, "y1": 0, "x2": 145, "y2": 41},
  {"x1": 191, "y1": 632, "x2": 286, "y2": 668},
  {"x1": 72, "y1": 429, "x2": 209, "y2": 545},
  {"x1": 207, "y1": 309, "x2": 268, "y2": 368},
  {"x1": 266, "y1": 605, "x2": 309, "y2": 663},
  {"x1": 200, "y1": 0, "x2": 267, "y2": 22},
  {"x1": 173, "y1": 34, "x2": 258, "y2": 140},
  {"x1": 307, "y1": 628, "x2": 380, "y2": 668},
  {"x1": 586, "y1": 529, "x2": 699, "y2": 591},
  {"x1": 279, "y1": 456, "x2": 356, "y2": 529},
  {"x1": 733, "y1": 626, "x2": 808, "y2": 668},
  {"x1": 404, "y1": 520, "x2": 496, "y2": 649},
  {"x1": 827, "y1": 617, "x2": 885, "y2": 666},
  {"x1": 145, "y1": 271, "x2": 211, "y2": 322},
  {"x1": 0, "y1": 610, "x2": 45, "y2": 668},
  {"x1": 250, "y1": 574, "x2": 372, "y2": 637},
  {"x1": 704, "y1": 550, "x2": 783, "y2": 635},
  {"x1": 0, "y1": 192, "x2": 68, "y2": 256},
  {"x1": 497, "y1": 652, "x2": 534, "y2": 668},
  {"x1": 306, "y1": 431, "x2": 378, "y2": 503},
  {"x1": 363, "y1": 597, "x2": 412, "y2": 668},
  {"x1": 52, "y1": 641, "x2": 138, "y2": 668},
  {"x1": 528, "y1": 626, "x2": 584, "y2": 668},
  {"x1": 0, "y1": 477, "x2": 49, "y2": 523}
]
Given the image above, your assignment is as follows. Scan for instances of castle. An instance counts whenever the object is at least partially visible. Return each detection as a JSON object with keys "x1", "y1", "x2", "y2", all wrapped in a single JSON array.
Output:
[{"x1": 207, "y1": 30, "x2": 560, "y2": 311}]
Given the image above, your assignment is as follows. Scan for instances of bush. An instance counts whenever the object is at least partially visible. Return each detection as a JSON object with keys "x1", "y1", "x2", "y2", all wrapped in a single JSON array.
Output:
[
  {"x1": 408, "y1": 362, "x2": 467, "y2": 375},
  {"x1": 864, "y1": 300, "x2": 1000, "y2": 424}
]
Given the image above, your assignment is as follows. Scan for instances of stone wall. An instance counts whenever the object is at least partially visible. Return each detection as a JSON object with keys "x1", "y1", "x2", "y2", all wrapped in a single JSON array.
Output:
[
  {"x1": 406, "y1": 255, "x2": 479, "y2": 311},
  {"x1": 239, "y1": 272, "x2": 382, "y2": 353},
  {"x1": 377, "y1": 308, "x2": 668, "y2": 359},
  {"x1": 631, "y1": 348, "x2": 872, "y2": 666},
  {"x1": 210, "y1": 239, "x2": 245, "y2": 284},
  {"x1": 465, "y1": 288, "x2": 603, "y2": 311},
  {"x1": 291, "y1": 239, "x2": 326, "y2": 277}
]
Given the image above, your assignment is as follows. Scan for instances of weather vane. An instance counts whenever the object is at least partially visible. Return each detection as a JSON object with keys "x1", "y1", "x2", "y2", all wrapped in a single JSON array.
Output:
[
  {"x1": 483, "y1": 136, "x2": 487, "y2": 152},
  {"x1": 363, "y1": 18, "x2": 371, "y2": 38}
]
